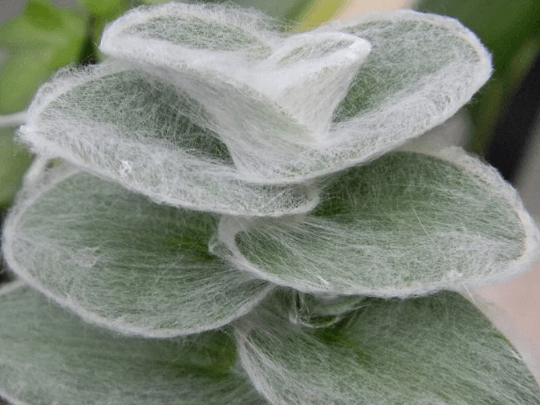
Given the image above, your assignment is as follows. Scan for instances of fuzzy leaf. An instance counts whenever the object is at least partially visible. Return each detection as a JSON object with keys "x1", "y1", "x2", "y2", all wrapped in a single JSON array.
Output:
[
  {"x1": 19, "y1": 62, "x2": 319, "y2": 216},
  {"x1": 0, "y1": 283, "x2": 268, "y2": 405},
  {"x1": 23, "y1": 5, "x2": 492, "y2": 192},
  {"x1": 237, "y1": 290, "x2": 540, "y2": 405},
  {"x1": 0, "y1": 126, "x2": 33, "y2": 208},
  {"x1": 100, "y1": 2, "x2": 370, "y2": 132},
  {"x1": 100, "y1": 3, "x2": 371, "y2": 176},
  {"x1": 100, "y1": 6, "x2": 492, "y2": 183},
  {"x1": 2, "y1": 163, "x2": 274, "y2": 337},
  {"x1": 217, "y1": 150, "x2": 540, "y2": 296},
  {"x1": 286, "y1": 10, "x2": 493, "y2": 179}
]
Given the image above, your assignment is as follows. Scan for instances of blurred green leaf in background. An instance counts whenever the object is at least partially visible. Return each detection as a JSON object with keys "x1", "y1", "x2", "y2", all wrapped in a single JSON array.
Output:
[
  {"x1": 0, "y1": 0, "x2": 86, "y2": 210},
  {"x1": 0, "y1": 0, "x2": 87, "y2": 113},
  {"x1": 415, "y1": 0, "x2": 540, "y2": 157}
]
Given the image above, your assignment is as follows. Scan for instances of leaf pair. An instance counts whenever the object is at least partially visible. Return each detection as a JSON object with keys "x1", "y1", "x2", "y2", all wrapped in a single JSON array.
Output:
[
  {"x1": 20, "y1": 3, "x2": 492, "y2": 215},
  {"x1": 4, "y1": 147, "x2": 539, "y2": 338}
]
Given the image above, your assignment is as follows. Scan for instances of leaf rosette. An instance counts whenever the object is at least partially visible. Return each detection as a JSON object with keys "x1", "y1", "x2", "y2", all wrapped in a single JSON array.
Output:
[{"x1": 1, "y1": 3, "x2": 540, "y2": 405}]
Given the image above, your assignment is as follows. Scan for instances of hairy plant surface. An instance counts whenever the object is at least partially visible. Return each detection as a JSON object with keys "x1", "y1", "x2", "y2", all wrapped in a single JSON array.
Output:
[{"x1": 1, "y1": 3, "x2": 539, "y2": 404}]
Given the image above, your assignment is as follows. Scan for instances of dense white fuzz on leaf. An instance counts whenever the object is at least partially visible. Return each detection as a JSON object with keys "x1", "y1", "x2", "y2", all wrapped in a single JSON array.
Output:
[
  {"x1": 19, "y1": 61, "x2": 319, "y2": 216},
  {"x1": 0, "y1": 284, "x2": 269, "y2": 405},
  {"x1": 100, "y1": 6, "x2": 491, "y2": 184},
  {"x1": 237, "y1": 291, "x2": 540, "y2": 405},
  {"x1": 101, "y1": 3, "x2": 371, "y2": 137},
  {"x1": 19, "y1": 4, "x2": 493, "y2": 193},
  {"x1": 316, "y1": 11, "x2": 493, "y2": 175},
  {"x1": 50, "y1": 4, "x2": 486, "y2": 187},
  {"x1": 2, "y1": 162, "x2": 274, "y2": 337},
  {"x1": 217, "y1": 150, "x2": 540, "y2": 296}
]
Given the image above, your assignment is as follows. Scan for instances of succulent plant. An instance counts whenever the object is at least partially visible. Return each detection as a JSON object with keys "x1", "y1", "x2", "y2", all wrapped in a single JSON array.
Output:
[{"x1": 1, "y1": 3, "x2": 539, "y2": 404}]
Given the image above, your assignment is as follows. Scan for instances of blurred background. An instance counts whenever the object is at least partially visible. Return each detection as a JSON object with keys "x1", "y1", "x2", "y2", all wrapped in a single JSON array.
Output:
[{"x1": 0, "y1": 0, "x2": 539, "y2": 399}]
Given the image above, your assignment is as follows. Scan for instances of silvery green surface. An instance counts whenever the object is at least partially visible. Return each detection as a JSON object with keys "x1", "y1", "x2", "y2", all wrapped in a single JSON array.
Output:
[
  {"x1": 1, "y1": 3, "x2": 540, "y2": 404},
  {"x1": 19, "y1": 4, "x2": 492, "y2": 216},
  {"x1": 17, "y1": 61, "x2": 319, "y2": 216},
  {"x1": 237, "y1": 290, "x2": 540, "y2": 405},
  {"x1": 0, "y1": 283, "x2": 268, "y2": 405},
  {"x1": 2, "y1": 164, "x2": 273, "y2": 337},
  {"x1": 218, "y1": 150, "x2": 539, "y2": 297}
]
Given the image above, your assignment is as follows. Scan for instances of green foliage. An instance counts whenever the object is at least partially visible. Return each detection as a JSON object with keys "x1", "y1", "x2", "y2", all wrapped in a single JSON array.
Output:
[
  {"x1": 414, "y1": 0, "x2": 540, "y2": 154},
  {"x1": 0, "y1": 0, "x2": 86, "y2": 114},
  {"x1": 0, "y1": 285, "x2": 264, "y2": 405},
  {"x1": 0, "y1": 127, "x2": 32, "y2": 209},
  {"x1": 238, "y1": 290, "x2": 540, "y2": 404},
  {"x1": 1, "y1": 3, "x2": 540, "y2": 404}
]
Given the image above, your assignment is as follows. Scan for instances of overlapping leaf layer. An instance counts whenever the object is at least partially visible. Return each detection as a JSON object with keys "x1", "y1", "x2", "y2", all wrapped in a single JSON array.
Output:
[{"x1": 1, "y1": 3, "x2": 539, "y2": 404}]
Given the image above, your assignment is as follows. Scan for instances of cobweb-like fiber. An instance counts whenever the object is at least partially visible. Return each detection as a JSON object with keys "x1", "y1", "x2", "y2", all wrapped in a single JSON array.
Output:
[
  {"x1": 237, "y1": 290, "x2": 540, "y2": 405},
  {"x1": 217, "y1": 149, "x2": 540, "y2": 297},
  {"x1": 0, "y1": 283, "x2": 268, "y2": 405},
  {"x1": 19, "y1": 4, "x2": 492, "y2": 215},
  {"x1": 2, "y1": 161, "x2": 274, "y2": 337},
  {"x1": 2, "y1": 3, "x2": 540, "y2": 404},
  {"x1": 19, "y1": 61, "x2": 319, "y2": 217}
]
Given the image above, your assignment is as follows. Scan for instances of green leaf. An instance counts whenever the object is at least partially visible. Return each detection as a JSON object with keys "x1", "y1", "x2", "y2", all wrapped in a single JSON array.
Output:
[
  {"x1": 99, "y1": 3, "x2": 373, "y2": 178},
  {"x1": 20, "y1": 62, "x2": 319, "y2": 216},
  {"x1": 0, "y1": 126, "x2": 33, "y2": 208},
  {"x1": 0, "y1": 283, "x2": 268, "y2": 405},
  {"x1": 101, "y1": 3, "x2": 273, "y2": 56},
  {"x1": 0, "y1": 0, "x2": 87, "y2": 113},
  {"x1": 25, "y1": 0, "x2": 64, "y2": 30},
  {"x1": 100, "y1": 7, "x2": 492, "y2": 184},
  {"x1": 307, "y1": 10, "x2": 492, "y2": 175},
  {"x1": 218, "y1": 150, "x2": 539, "y2": 296},
  {"x1": 237, "y1": 290, "x2": 540, "y2": 405},
  {"x1": 2, "y1": 163, "x2": 274, "y2": 337},
  {"x1": 0, "y1": 50, "x2": 56, "y2": 114},
  {"x1": 79, "y1": 0, "x2": 129, "y2": 17}
]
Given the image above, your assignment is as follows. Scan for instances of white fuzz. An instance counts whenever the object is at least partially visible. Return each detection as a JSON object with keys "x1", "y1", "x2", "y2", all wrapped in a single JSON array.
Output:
[
  {"x1": 0, "y1": 285, "x2": 267, "y2": 405},
  {"x1": 101, "y1": 3, "x2": 371, "y2": 136},
  {"x1": 19, "y1": 5, "x2": 493, "y2": 218},
  {"x1": 3, "y1": 3, "x2": 540, "y2": 403},
  {"x1": 2, "y1": 161, "x2": 275, "y2": 338},
  {"x1": 19, "y1": 61, "x2": 319, "y2": 216},
  {"x1": 236, "y1": 291, "x2": 540, "y2": 405},
  {"x1": 216, "y1": 150, "x2": 540, "y2": 297}
]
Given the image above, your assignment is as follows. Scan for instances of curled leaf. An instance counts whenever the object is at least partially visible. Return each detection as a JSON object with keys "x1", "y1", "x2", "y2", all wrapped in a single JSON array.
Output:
[
  {"x1": 2, "y1": 162, "x2": 274, "y2": 337},
  {"x1": 21, "y1": 5, "x2": 492, "y2": 206},
  {"x1": 19, "y1": 62, "x2": 319, "y2": 216},
  {"x1": 217, "y1": 150, "x2": 540, "y2": 296}
]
